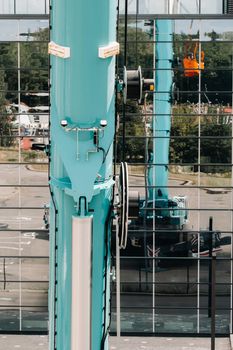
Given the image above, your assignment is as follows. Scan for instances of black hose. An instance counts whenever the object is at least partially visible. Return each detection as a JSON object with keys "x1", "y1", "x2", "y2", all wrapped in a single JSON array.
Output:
[{"x1": 100, "y1": 204, "x2": 114, "y2": 350}]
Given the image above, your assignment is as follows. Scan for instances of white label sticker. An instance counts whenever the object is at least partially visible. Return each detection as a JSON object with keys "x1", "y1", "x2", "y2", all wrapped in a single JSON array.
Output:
[
  {"x1": 48, "y1": 41, "x2": 70, "y2": 59},
  {"x1": 98, "y1": 42, "x2": 120, "y2": 59}
]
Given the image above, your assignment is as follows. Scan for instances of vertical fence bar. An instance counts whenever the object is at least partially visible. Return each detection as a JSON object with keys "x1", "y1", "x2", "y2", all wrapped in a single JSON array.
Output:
[
  {"x1": 230, "y1": 47, "x2": 233, "y2": 334},
  {"x1": 197, "y1": 19, "x2": 202, "y2": 334},
  {"x1": 211, "y1": 253, "x2": 216, "y2": 350},
  {"x1": 208, "y1": 216, "x2": 213, "y2": 318},
  {"x1": 17, "y1": 22, "x2": 22, "y2": 332},
  {"x1": 116, "y1": 222, "x2": 121, "y2": 338}
]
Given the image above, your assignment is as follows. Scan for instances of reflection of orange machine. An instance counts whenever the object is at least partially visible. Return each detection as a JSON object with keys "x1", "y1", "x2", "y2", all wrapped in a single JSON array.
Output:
[
  {"x1": 183, "y1": 42, "x2": 204, "y2": 77},
  {"x1": 21, "y1": 137, "x2": 32, "y2": 150}
]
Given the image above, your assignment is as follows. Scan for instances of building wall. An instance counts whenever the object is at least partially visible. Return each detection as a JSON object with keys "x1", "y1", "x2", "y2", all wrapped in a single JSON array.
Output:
[{"x1": 0, "y1": 0, "x2": 49, "y2": 333}]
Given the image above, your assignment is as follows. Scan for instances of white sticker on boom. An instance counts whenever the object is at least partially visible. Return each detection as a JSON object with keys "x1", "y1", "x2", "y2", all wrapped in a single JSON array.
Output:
[
  {"x1": 48, "y1": 41, "x2": 70, "y2": 59},
  {"x1": 98, "y1": 42, "x2": 120, "y2": 59}
]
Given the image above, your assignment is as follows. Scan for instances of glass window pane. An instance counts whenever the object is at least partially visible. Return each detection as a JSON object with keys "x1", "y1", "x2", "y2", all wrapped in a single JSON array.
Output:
[
  {"x1": 119, "y1": 0, "x2": 137, "y2": 15},
  {"x1": 179, "y1": 0, "x2": 199, "y2": 14},
  {"x1": 16, "y1": 0, "x2": 46, "y2": 14},
  {"x1": 0, "y1": 20, "x2": 18, "y2": 41},
  {"x1": 138, "y1": 0, "x2": 168, "y2": 15},
  {"x1": 22, "y1": 308, "x2": 48, "y2": 331},
  {"x1": 0, "y1": 43, "x2": 17, "y2": 68},
  {"x1": 0, "y1": 0, "x2": 14, "y2": 14},
  {"x1": 19, "y1": 20, "x2": 49, "y2": 42},
  {"x1": 201, "y1": 0, "x2": 223, "y2": 14}
]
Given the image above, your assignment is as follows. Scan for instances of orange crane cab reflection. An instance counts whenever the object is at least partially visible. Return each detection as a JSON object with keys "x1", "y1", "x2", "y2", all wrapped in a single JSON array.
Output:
[{"x1": 183, "y1": 42, "x2": 204, "y2": 77}]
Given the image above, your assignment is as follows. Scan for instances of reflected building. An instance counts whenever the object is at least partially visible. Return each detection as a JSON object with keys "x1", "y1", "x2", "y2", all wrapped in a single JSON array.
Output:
[
  {"x1": 0, "y1": 0, "x2": 49, "y2": 333},
  {"x1": 113, "y1": 0, "x2": 233, "y2": 336}
]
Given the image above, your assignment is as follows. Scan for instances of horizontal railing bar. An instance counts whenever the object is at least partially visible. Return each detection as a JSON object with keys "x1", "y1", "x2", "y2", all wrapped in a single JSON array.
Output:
[
  {"x1": 111, "y1": 305, "x2": 232, "y2": 310},
  {"x1": 0, "y1": 207, "x2": 47, "y2": 209},
  {"x1": 124, "y1": 230, "x2": 233, "y2": 234},
  {"x1": 0, "y1": 281, "x2": 49, "y2": 283},
  {"x1": 0, "y1": 113, "x2": 49, "y2": 116},
  {"x1": 118, "y1": 66, "x2": 233, "y2": 72},
  {"x1": 115, "y1": 162, "x2": 233, "y2": 166},
  {"x1": 0, "y1": 136, "x2": 48, "y2": 139},
  {"x1": 118, "y1": 281, "x2": 232, "y2": 286},
  {"x1": 141, "y1": 207, "x2": 233, "y2": 211},
  {"x1": 129, "y1": 185, "x2": 233, "y2": 189},
  {"x1": 0, "y1": 162, "x2": 48, "y2": 165},
  {"x1": 0, "y1": 14, "x2": 49, "y2": 20},
  {"x1": 119, "y1": 14, "x2": 233, "y2": 20},
  {"x1": 113, "y1": 256, "x2": 233, "y2": 261},
  {"x1": 0, "y1": 185, "x2": 49, "y2": 188},
  {"x1": 119, "y1": 113, "x2": 233, "y2": 117},
  {"x1": 121, "y1": 40, "x2": 233, "y2": 44},
  {"x1": 116, "y1": 135, "x2": 233, "y2": 140},
  {"x1": 2, "y1": 135, "x2": 233, "y2": 140},
  {"x1": 0, "y1": 229, "x2": 48, "y2": 232},
  {"x1": 0, "y1": 305, "x2": 48, "y2": 308},
  {"x1": 0, "y1": 256, "x2": 48, "y2": 259}
]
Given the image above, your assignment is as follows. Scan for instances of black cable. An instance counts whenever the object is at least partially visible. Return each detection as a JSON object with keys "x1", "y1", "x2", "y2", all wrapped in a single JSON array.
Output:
[
  {"x1": 48, "y1": 148, "x2": 59, "y2": 350},
  {"x1": 122, "y1": 0, "x2": 128, "y2": 161},
  {"x1": 100, "y1": 204, "x2": 114, "y2": 350},
  {"x1": 98, "y1": 143, "x2": 112, "y2": 164}
]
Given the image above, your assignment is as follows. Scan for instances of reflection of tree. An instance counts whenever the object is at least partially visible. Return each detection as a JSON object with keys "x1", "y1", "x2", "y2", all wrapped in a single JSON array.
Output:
[
  {"x1": 1, "y1": 28, "x2": 49, "y2": 98},
  {"x1": 0, "y1": 28, "x2": 49, "y2": 147},
  {"x1": 118, "y1": 25, "x2": 153, "y2": 77},
  {"x1": 116, "y1": 100, "x2": 145, "y2": 162},
  {"x1": 204, "y1": 30, "x2": 220, "y2": 41},
  {"x1": 116, "y1": 23, "x2": 233, "y2": 166},
  {"x1": 170, "y1": 107, "x2": 231, "y2": 169}
]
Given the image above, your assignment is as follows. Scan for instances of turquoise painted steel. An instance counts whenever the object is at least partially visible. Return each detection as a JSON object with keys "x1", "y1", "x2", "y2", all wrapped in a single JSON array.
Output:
[
  {"x1": 147, "y1": 20, "x2": 187, "y2": 228},
  {"x1": 49, "y1": 0, "x2": 117, "y2": 349},
  {"x1": 150, "y1": 19, "x2": 173, "y2": 201}
]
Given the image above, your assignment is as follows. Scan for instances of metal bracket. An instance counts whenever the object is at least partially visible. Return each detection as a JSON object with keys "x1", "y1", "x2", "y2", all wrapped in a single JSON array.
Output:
[{"x1": 60, "y1": 119, "x2": 107, "y2": 160}]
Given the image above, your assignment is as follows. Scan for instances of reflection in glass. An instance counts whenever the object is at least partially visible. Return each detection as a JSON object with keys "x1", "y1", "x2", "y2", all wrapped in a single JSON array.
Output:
[
  {"x1": 0, "y1": 0, "x2": 14, "y2": 15},
  {"x1": 138, "y1": 0, "x2": 168, "y2": 15},
  {"x1": 126, "y1": 0, "x2": 224, "y2": 15},
  {"x1": 16, "y1": 0, "x2": 46, "y2": 15},
  {"x1": 179, "y1": 0, "x2": 200, "y2": 14},
  {"x1": 119, "y1": 0, "x2": 137, "y2": 15},
  {"x1": 19, "y1": 20, "x2": 49, "y2": 42},
  {"x1": 199, "y1": 311, "x2": 230, "y2": 333},
  {"x1": 22, "y1": 308, "x2": 48, "y2": 331}
]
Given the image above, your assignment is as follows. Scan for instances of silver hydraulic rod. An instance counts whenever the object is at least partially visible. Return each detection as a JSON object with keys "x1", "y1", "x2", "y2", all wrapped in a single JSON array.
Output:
[{"x1": 71, "y1": 216, "x2": 93, "y2": 350}]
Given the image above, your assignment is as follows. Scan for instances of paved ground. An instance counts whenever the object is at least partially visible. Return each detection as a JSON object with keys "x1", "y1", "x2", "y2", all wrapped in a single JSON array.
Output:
[
  {"x1": 0, "y1": 166, "x2": 232, "y2": 334},
  {"x1": 0, "y1": 335, "x2": 48, "y2": 350},
  {"x1": 0, "y1": 335, "x2": 231, "y2": 350},
  {"x1": 109, "y1": 337, "x2": 231, "y2": 350}
]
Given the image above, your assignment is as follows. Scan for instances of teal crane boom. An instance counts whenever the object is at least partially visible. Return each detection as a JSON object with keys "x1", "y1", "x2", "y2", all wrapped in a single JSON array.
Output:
[
  {"x1": 148, "y1": 20, "x2": 187, "y2": 229},
  {"x1": 49, "y1": 0, "x2": 117, "y2": 349}
]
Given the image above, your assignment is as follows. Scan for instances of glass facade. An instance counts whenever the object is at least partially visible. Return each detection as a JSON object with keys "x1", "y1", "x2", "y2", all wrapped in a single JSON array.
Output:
[
  {"x1": 0, "y1": 0, "x2": 233, "y2": 338},
  {"x1": 0, "y1": 0, "x2": 49, "y2": 333},
  {"x1": 0, "y1": 0, "x2": 49, "y2": 15},
  {"x1": 112, "y1": 1, "x2": 233, "y2": 336}
]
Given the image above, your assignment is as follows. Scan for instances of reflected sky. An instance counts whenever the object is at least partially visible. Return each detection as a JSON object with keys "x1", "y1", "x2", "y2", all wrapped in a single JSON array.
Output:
[
  {"x1": 0, "y1": 20, "x2": 49, "y2": 41},
  {"x1": 0, "y1": 0, "x2": 48, "y2": 15},
  {"x1": 119, "y1": 0, "x2": 225, "y2": 15}
]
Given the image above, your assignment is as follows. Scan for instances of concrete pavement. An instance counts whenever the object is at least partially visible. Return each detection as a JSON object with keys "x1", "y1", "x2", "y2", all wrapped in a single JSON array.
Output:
[
  {"x1": 109, "y1": 337, "x2": 231, "y2": 350},
  {"x1": 0, "y1": 335, "x2": 231, "y2": 350}
]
